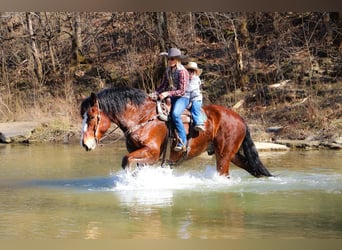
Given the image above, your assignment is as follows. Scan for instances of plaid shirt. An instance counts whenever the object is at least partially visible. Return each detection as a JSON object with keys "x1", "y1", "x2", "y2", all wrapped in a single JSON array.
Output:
[{"x1": 156, "y1": 63, "x2": 190, "y2": 98}]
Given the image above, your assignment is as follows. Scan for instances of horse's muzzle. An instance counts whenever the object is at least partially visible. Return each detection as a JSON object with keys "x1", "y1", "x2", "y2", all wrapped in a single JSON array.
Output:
[
  {"x1": 82, "y1": 139, "x2": 97, "y2": 151},
  {"x1": 82, "y1": 143, "x2": 92, "y2": 151}
]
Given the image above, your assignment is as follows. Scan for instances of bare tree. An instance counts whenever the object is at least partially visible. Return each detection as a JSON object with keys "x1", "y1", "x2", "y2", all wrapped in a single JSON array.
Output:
[
  {"x1": 155, "y1": 12, "x2": 168, "y2": 52},
  {"x1": 26, "y1": 12, "x2": 43, "y2": 85},
  {"x1": 71, "y1": 12, "x2": 83, "y2": 65}
]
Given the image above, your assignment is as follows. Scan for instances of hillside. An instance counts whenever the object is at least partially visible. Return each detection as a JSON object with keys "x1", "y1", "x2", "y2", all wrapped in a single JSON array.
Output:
[{"x1": 0, "y1": 12, "x2": 341, "y2": 144}]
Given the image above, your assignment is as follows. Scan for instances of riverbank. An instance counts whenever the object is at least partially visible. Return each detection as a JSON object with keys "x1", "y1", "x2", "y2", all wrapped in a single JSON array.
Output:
[
  {"x1": 1, "y1": 120, "x2": 341, "y2": 151},
  {"x1": 0, "y1": 121, "x2": 80, "y2": 144},
  {"x1": 0, "y1": 121, "x2": 40, "y2": 143}
]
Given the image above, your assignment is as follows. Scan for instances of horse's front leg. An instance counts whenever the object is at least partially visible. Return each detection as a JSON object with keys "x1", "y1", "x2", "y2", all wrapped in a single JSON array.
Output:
[{"x1": 121, "y1": 146, "x2": 160, "y2": 171}]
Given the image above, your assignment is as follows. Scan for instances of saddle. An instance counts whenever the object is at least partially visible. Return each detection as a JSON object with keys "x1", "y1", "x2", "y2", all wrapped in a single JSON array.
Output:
[{"x1": 156, "y1": 99, "x2": 193, "y2": 135}]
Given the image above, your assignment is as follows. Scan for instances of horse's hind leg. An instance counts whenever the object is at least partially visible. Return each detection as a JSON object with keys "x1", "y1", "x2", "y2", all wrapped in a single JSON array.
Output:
[
  {"x1": 214, "y1": 132, "x2": 245, "y2": 177},
  {"x1": 216, "y1": 149, "x2": 254, "y2": 177},
  {"x1": 215, "y1": 152, "x2": 235, "y2": 177},
  {"x1": 214, "y1": 143, "x2": 237, "y2": 177},
  {"x1": 231, "y1": 152, "x2": 252, "y2": 174}
]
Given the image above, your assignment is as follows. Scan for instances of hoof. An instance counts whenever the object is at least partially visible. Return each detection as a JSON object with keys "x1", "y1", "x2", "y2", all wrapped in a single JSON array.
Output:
[{"x1": 207, "y1": 142, "x2": 215, "y2": 155}]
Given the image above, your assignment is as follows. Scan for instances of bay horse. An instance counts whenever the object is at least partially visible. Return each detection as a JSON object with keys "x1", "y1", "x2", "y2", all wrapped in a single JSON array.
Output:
[{"x1": 80, "y1": 86, "x2": 272, "y2": 178}]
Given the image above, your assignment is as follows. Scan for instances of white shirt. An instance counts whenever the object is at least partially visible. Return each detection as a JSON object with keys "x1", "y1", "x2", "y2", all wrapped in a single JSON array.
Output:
[{"x1": 186, "y1": 74, "x2": 202, "y2": 101}]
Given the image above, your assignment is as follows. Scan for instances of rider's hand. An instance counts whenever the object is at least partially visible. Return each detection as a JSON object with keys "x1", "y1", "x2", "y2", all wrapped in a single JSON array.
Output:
[
  {"x1": 149, "y1": 92, "x2": 158, "y2": 101},
  {"x1": 159, "y1": 92, "x2": 169, "y2": 100}
]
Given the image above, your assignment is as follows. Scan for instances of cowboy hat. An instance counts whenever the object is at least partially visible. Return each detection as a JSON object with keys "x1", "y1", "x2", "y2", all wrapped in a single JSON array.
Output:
[
  {"x1": 185, "y1": 61, "x2": 203, "y2": 76},
  {"x1": 159, "y1": 48, "x2": 188, "y2": 60},
  {"x1": 167, "y1": 48, "x2": 182, "y2": 58}
]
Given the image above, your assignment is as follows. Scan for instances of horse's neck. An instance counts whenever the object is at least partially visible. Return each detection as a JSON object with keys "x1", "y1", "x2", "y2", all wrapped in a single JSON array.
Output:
[{"x1": 112, "y1": 101, "x2": 156, "y2": 133}]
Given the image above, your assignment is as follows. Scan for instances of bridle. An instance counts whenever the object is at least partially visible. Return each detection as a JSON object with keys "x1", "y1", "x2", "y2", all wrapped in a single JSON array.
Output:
[{"x1": 90, "y1": 99, "x2": 102, "y2": 143}]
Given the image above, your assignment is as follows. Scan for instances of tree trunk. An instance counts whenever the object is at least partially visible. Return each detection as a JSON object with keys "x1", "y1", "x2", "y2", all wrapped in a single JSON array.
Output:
[
  {"x1": 71, "y1": 12, "x2": 83, "y2": 65},
  {"x1": 231, "y1": 19, "x2": 245, "y2": 91},
  {"x1": 43, "y1": 12, "x2": 57, "y2": 73},
  {"x1": 165, "y1": 12, "x2": 179, "y2": 47},
  {"x1": 155, "y1": 12, "x2": 168, "y2": 52},
  {"x1": 26, "y1": 12, "x2": 43, "y2": 85}
]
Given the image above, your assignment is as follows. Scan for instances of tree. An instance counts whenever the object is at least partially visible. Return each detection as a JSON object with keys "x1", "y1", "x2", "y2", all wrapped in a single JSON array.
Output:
[
  {"x1": 26, "y1": 12, "x2": 43, "y2": 86},
  {"x1": 71, "y1": 12, "x2": 83, "y2": 65}
]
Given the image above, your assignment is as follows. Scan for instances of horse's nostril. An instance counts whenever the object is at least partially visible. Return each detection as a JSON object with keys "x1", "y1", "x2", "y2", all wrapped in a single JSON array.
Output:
[{"x1": 82, "y1": 142, "x2": 90, "y2": 151}]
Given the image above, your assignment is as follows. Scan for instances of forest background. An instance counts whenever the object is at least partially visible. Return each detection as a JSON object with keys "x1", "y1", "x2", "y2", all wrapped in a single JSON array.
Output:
[{"x1": 0, "y1": 12, "x2": 341, "y2": 144}]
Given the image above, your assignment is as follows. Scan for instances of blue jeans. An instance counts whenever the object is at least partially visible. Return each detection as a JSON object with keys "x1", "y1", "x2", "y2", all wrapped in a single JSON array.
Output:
[
  {"x1": 191, "y1": 100, "x2": 204, "y2": 126},
  {"x1": 171, "y1": 97, "x2": 189, "y2": 146}
]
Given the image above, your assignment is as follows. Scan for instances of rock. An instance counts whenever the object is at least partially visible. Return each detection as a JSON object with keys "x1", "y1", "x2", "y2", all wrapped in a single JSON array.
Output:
[
  {"x1": 0, "y1": 132, "x2": 10, "y2": 143},
  {"x1": 275, "y1": 139, "x2": 318, "y2": 149},
  {"x1": 0, "y1": 122, "x2": 40, "y2": 143},
  {"x1": 334, "y1": 137, "x2": 342, "y2": 145},
  {"x1": 254, "y1": 142, "x2": 289, "y2": 151},
  {"x1": 266, "y1": 126, "x2": 283, "y2": 133},
  {"x1": 319, "y1": 142, "x2": 342, "y2": 150},
  {"x1": 275, "y1": 139, "x2": 342, "y2": 150}
]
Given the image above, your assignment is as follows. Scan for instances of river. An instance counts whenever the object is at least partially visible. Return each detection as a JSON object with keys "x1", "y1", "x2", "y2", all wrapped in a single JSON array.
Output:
[{"x1": 0, "y1": 142, "x2": 341, "y2": 239}]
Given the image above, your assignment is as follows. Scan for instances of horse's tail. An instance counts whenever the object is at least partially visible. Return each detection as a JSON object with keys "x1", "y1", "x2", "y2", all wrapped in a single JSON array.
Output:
[{"x1": 242, "y1": 126, "x2": 272, "y2": 177}]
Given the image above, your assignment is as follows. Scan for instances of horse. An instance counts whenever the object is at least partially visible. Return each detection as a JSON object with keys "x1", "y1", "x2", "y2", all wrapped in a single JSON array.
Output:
[{"x1": 80, "y1": 86, "x2": 272, "y2": 178}]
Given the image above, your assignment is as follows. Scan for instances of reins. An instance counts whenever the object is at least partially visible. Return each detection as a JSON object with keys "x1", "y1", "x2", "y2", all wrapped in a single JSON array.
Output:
[
  {"x1": 94, "y1": 98, "x2": 124, "y2": 145},
  {"x1": 93, "y1": 100, "x2": 102, "y2": 143},
  {"x1": 124, "y1": 115, "x2": 158, "y2": 136},
  {"x1": 124, "y1": 99, "x2": 170, "y2": 136},
  {"x1": 98, "y1": 125, "x2": 123, "y2": 144}
]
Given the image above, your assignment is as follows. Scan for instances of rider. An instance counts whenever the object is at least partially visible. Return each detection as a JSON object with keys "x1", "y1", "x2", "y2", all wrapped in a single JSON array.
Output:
[
  {"x1": 185, "y1": 61, "x2": 205, "y2": 132},
  {"x1": 155, "y1": 48, "x2": 190, "y2": 152}
]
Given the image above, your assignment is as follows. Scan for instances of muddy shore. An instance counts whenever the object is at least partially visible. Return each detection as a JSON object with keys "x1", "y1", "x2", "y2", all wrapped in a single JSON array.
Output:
[{"x1": 1, "y1": 121, "x2": 341, "y2": 151}]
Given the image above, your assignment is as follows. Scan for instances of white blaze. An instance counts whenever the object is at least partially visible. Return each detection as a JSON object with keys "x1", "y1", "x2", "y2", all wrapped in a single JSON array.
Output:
[
  {"x1": 80, "y1": 112, "x2": 88, "y2": 146},
  {"x1": 80, "y1": 112, "x2": 97, "y2": 150}
]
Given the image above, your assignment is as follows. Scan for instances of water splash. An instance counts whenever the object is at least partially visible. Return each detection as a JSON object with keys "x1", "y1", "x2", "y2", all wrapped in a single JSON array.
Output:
[
  {"x1": 106, "y1": 164, "x2": 342, "y2": 195},
  {"x1": 108, "y1": 165, "x2": 239, "y2": 206},
  {"x1": 111, "y1": 165, "x2": 241, "y2": 191}
]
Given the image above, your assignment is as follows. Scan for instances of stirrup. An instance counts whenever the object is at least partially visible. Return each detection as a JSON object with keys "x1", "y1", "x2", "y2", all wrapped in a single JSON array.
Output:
[
  {"x1": 194, "y1": 124, "x2": 205, "y2": 132},
  {"x1": 174, "y1": 143, "x2": 186, "y2": 152},
  {"x1": 156, "y1": 100, "x2": 169, "y2": 121}
]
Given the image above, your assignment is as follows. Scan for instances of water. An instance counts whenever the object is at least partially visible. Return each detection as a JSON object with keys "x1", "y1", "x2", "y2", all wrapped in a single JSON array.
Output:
[{"x1": 0, "y1": 143, "x2": 342, "y2": 239}]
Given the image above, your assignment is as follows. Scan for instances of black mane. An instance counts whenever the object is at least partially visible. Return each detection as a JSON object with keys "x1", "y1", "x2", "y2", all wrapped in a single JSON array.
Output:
[{"x1": 80, "y1": 86, "x2": 148, "y2": 117}]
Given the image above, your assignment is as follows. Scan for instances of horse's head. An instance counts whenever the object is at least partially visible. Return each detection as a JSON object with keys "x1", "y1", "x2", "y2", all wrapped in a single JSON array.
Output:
[{"x1": 80, "y1": 92, "x2": 111, "y2": 151}]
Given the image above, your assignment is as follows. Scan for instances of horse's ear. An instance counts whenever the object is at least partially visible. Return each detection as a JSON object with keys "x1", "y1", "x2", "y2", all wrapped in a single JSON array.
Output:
[
  {"x1": 76, "y1": 93, "x2": 87, "y2": 104},
  {"x1": 90, "y1": 92, "x2": 97, "y2": 106}
]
